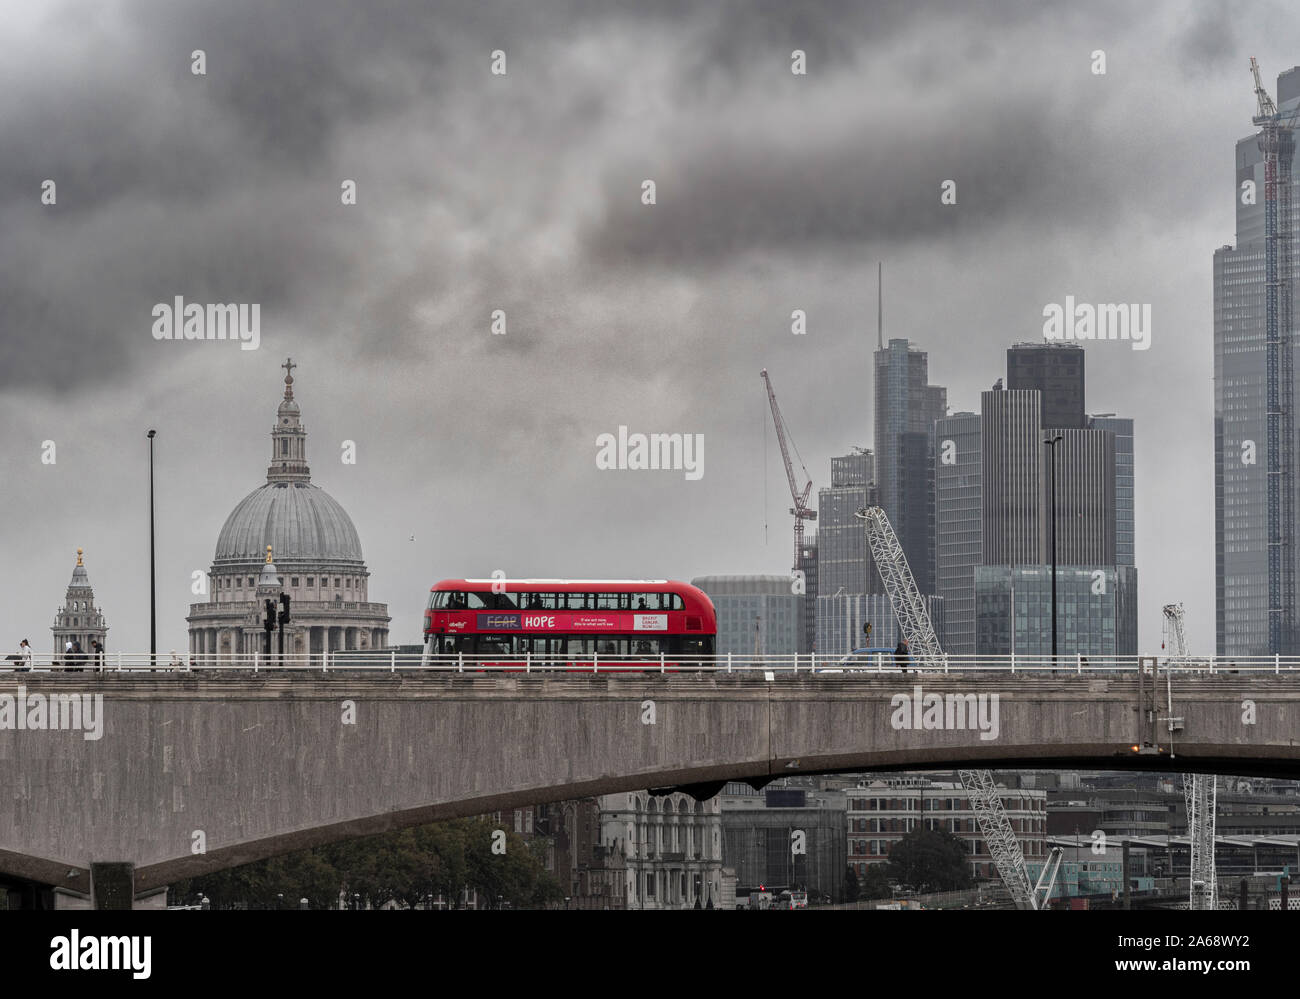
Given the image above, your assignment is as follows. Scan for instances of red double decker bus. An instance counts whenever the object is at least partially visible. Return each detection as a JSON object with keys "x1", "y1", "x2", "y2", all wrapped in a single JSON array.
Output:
[{"x1": 422, "y1": 579, "x2": 716, "y2": 667}]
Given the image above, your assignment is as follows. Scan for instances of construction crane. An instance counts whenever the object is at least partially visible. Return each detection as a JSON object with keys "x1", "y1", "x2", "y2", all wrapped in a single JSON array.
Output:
[
  {"x1": 761, "y1": 369, "x2": 816, "y2": 573},
  {"x1": 856, "y1": 507, "x2": 944, "y2": 668},
  {"x1": 1250, "y1": 58, "x2": 1298, "y2": 655},
  {"x1": 855, "y1": 505, "x2": 1058, "y2": 910},
  {"x1": 1163, "y1": 603, "x2": 1218, "y2": 909}
]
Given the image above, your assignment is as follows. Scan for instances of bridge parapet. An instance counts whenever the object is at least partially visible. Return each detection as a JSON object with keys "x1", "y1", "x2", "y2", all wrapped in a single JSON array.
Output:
[{"x1": 2, "y1": 672, "x2": 1298, "y2": 905}]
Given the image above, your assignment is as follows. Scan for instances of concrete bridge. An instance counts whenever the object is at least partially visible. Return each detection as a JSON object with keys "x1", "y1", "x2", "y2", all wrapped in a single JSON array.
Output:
[{"x1": 2, "y1": 669, "x2": 1298, "y2": 907}]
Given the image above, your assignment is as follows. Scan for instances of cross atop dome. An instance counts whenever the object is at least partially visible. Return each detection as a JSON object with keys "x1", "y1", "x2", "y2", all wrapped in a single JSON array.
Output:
[{"x1": 282, "y1": 357, "x2": 296, "y2": 399}]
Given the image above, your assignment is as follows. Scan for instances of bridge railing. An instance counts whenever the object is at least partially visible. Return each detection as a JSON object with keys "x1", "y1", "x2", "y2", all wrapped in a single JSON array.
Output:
[{"x1": 4, "y1": 652, "x2": 1300, "y2": 674}]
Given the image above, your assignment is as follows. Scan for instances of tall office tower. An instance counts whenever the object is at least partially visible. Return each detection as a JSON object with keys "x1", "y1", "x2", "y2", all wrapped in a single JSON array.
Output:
[
  {"x1": 1214, "y1": 65, "x2": 1300, "y2": 656},
  {"x1": 874, "y1": 339, "x2": 947, "y2": 594},
  {"x1": 817, "y1": 450, "x2": 878, "y2": 600},
  {"x1": 1007, "y1": 342, "x2": 1086, "y2": 430},
  {"x1": 981, "y1": 391, "x2": 1119, "y2": 567},
  {"x1": 980, "y1": 389, "x2": 1043, "y2": 565},
  {"x1": 1090, "y1": 416, "x2": 1135, "y2": 567},
  {"x1": 972, "y1": 367, "x2": 1134, "y2": 655},
  {"x1": 934, "y1": 412, "x2": 982, "y2": 654}
]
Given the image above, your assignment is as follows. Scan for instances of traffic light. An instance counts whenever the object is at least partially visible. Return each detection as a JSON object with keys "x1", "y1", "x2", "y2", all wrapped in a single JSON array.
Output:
[
  {"x1": 263, "y1": 599, "x2": 278, "y2": 631},
  {"x1": 863, "y1": 621, "x2": 872, "y2": 640},
  {"x1": 279, "y1": 592, "x2": 291, "y2": 624}
]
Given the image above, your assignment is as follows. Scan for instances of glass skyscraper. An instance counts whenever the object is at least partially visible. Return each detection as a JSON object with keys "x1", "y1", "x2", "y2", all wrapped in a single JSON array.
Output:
[
  {"x1": 874, "y1": 338, "x2": 946, "y2": 595},
  {"x1": 934, "y1": 411, "x2": 982, "y2": 654},
  {"x1": 1213, "y1": 65, "x2": 1300, "y2": 656},
  {"x1": 974, "y1": 565, "x2": 1138, "y2": 661},
  {"x1": 816, "y1": 450, "x2": 878, "y2": 600}
]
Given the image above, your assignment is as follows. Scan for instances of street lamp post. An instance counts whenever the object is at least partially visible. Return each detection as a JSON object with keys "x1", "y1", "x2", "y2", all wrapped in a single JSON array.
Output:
[
  {"x1": 1043, "y1": 434, "x2": 1063, "y2": 665},
  {"x1": 147, "y1": 429, "x2": 157, "y2": 664}
]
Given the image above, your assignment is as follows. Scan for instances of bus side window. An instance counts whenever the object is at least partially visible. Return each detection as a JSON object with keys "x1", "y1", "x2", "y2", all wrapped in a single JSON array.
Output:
[
  {"x1": 566, "y1": 637, "x2": 592, "y2": 657},
  {"x1": 492, "y1": 592, "x2": 518, "y2": 610},
  {"x1": 467, "y1": 592, "x2": 491, "y2": 609},
  {"x1": 477, "y1": 634, "x2": 515, "y2": 655},
  {"x1": 670, "y1": 594, "x2": 684, "y2": 610}
]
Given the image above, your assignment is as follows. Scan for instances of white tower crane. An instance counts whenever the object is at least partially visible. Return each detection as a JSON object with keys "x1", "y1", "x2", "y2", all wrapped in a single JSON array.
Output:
[
  {"x1": 1163, "y1": 602, "x2": 1218, "y2": 909},
  {"x1": 855, "y1": 505, "x2": 1061, "y2": 909}
]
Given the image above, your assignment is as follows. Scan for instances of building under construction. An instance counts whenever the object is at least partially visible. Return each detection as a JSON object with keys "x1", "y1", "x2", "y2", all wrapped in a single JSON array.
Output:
[{"x1": 1214, "y1": 61, "x2": 1300, "y2": 656}]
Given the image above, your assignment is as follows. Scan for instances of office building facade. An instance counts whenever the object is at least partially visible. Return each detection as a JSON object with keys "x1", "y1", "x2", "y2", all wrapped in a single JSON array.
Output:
[
  {"x1": 973, "y1": 565, "x2": 1139, "y2": 659},
  {"x1": 692, "y1": 575, "x2": 800, "y2": 659},
  {"x1": 816, "y1": 451, "x2": 879, "y2": 600},
  {"x1": 720, "y1": 784, "x2": 847, "y2": 903},
  {"x1": 844, "y1": 776, "x2": 1047, "y2": 881},
  {"x1": 874, "y1": 339, "x2": 947, "y2": 595},
  {"x1": 1007, "y1": 342, "x2": 1086, "y2": 430},
  {"x1": 1213, "y1": 65, "x2": 1300, "y2": 656},
  {"x1": 935, "y1": 412, "x2": 982, "y2": 654},
  {"x1": 816, "y1": 591, "x2": 944, "y2": 658}
]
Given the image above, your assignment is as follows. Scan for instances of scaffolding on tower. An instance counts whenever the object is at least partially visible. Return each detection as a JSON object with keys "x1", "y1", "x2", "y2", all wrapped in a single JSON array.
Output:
[{"x1": 1250, "y1": 58, "x2": 1299, "y2": 654}]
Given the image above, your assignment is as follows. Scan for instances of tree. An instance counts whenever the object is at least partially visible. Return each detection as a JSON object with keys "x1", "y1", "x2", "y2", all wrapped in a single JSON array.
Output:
[
  {"x1": 860, "y1": 863, "x2": 894, "y2": 900},
  {"x1": 169, "y1": 814, "x2": 564, "y2": 910},
  {"x1": 885, "y1": 828, "x2": 972, "y2": 893}
]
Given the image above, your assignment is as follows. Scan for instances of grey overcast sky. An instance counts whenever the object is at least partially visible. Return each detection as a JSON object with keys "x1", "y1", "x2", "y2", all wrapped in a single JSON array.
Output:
[{"x1": 1, "y1": 0, "x2": 1294, "y2": 654}]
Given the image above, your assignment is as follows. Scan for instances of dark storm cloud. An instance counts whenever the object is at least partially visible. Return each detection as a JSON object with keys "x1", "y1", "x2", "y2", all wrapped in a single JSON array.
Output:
[
  {"x1": 581, "y1": 97, "x2": 1117, "y2": 268},
  {"x1": 0, "y1": 0, "x2": 1154, "y2": 393}
]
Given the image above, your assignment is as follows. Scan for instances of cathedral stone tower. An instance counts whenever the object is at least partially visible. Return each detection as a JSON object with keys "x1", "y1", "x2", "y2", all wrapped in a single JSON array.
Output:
[
  {"x1": 187, "y1": 359, "x2": 390, "y2": 660},
  {"x1": 52, "y1": 548, "x2": 108, "y2": 657}
]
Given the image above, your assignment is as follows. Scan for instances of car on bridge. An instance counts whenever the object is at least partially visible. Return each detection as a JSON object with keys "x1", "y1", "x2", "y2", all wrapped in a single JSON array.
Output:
[{"x1": 815, "y1": 647, "x2": 903, "y2": 674}]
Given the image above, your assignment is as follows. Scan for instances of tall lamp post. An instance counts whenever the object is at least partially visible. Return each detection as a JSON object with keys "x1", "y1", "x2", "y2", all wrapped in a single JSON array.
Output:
[
  {"x1": 1043, "y1": 434, "x2": 1063, "y2": 665},
  {"x1": 147, "y1": 429, "x2": 157, "y2": 664}
]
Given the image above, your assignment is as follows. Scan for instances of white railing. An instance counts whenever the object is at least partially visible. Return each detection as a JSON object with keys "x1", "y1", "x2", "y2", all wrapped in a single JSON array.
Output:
[{"x1": 2, "y1": 652, "x2": 1298, "y2": 674}]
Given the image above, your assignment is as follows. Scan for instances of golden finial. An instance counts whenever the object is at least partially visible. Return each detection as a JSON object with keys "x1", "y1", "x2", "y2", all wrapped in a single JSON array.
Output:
[
  {"x1": 265, "y1": 545, "x2": 274, "y2": 564},
  {"x1": 77, "y1": 547, "x2": 84, "y2": 566}
]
